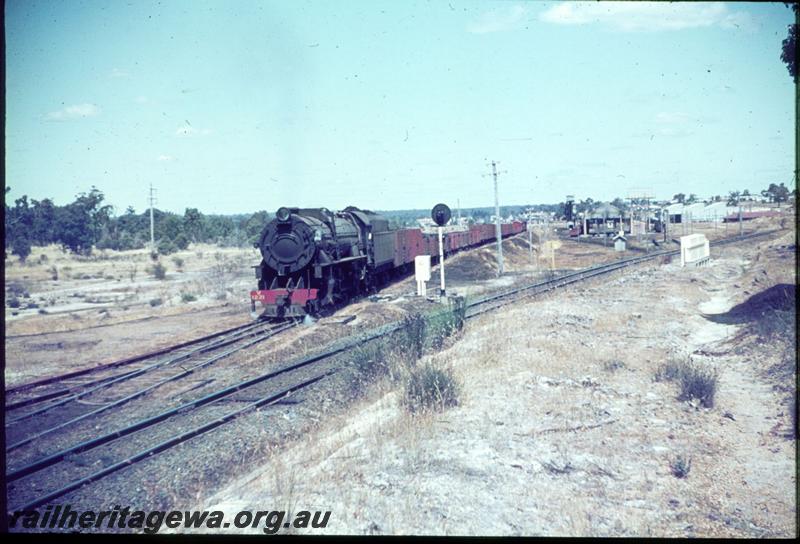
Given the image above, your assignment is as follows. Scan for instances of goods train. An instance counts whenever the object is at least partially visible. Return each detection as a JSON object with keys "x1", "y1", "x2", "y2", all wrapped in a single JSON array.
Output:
[{"x1": 250, "y1": 206, "x2": 526, "y2": 318}]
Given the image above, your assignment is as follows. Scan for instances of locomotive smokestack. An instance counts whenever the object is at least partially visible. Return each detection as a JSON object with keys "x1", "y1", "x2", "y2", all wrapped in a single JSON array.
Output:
[{"x1": 276, "y1": 207, "x2": 292, "y2": 223}]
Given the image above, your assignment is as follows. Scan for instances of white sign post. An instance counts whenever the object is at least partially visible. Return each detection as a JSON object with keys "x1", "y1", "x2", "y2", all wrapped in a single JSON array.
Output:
[{"x1": 414, "y1": 255, "x2": 431, "y2": 296}]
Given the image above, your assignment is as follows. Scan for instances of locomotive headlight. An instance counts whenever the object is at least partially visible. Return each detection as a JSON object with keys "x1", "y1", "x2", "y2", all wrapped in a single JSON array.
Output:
[
  {"x1": 276, "y1": 207, "x2": 291, "y2": 222},
  {"x1": 314, "y1": 229, "x2": 322, "y2": 242}
]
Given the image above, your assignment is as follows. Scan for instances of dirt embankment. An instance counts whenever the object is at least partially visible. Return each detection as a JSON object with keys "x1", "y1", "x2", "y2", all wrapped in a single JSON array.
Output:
[{"x1": 194, "y1": 231, "x2": 795, "y2": 537}]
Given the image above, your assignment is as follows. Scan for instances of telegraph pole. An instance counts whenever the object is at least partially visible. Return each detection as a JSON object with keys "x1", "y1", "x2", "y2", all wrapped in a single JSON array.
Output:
[
  {"x1": 149, "y1": 184, "x2": 156, "y2": 251},
  {"x1": 484, "y1": 161, "x2": 506, "y2": 276},
  {"x1": 738, "y1": 203, "x2": 743, "y2": 237}
]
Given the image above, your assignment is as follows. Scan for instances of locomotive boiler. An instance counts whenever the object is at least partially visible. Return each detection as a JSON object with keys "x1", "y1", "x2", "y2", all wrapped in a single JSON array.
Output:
[{"x1": 251, "y1": 206, "x2": 394, "y2": 318}]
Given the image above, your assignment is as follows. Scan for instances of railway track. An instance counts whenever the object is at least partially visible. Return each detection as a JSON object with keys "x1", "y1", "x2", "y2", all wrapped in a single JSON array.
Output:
[
  {"x1": 5, "y1": 229, "x2": 780, "y2": 514},
  {"x1": 5, "y1": 320, "x2": 296, "y2": 454},
  {"x1": 466, "y1": 228, "x2": 780, "y2": 317},
  {"x1": 5, "y1": 320, "x2": 270, "y2": 396},
  {"x1": 5, "y1": 320, "x2": 272, "y2": 414}
]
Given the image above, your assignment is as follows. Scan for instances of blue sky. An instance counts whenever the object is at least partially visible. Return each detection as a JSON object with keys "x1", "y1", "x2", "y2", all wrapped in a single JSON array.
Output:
[{"x1": 5, "y1": 1, "x2": 795, "y2": 214}]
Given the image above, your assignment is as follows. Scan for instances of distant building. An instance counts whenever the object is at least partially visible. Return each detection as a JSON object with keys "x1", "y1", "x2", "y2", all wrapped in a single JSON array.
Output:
[
  {"x1": 723, "y1": 210, "x2": 780, "y2": 222},
  {"x1": 585, "y1": 203, "x2": 623, "y2": 235},
  {"x1": 665, "y1": 202, "x2": 759, "y2": 223}
]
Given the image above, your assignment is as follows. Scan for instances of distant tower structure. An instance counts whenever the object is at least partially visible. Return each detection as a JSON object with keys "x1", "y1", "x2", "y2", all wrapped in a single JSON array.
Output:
[
  {"x1": 565, "y1": 195, "x2": 575, "y2": 222},
  {"x1": 627, "y1": 187, "x2": 654, "y2": 237}
]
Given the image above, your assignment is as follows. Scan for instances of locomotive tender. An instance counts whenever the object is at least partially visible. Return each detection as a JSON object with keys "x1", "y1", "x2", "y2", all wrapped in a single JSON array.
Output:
[{"x1": 251, "y1": 206, "x2": 525, "y2": 318}]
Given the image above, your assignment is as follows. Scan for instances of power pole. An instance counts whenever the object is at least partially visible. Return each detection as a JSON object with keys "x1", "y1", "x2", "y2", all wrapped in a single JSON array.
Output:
[
  {"x1": 738, "y1": 203, "x2": 743, "y2": 237},
  {"x1": 457, "y1": 199, "x2": 461, "y2": 224},
  {"x1": 149, "y1": 184, "x2": 157, "y2": 252},
  {"x1": 527, "y1": 222, "x2": 533, "y2": 266},
  {"x1": 484, "y1": 161, "x2": 506, "y2": 276}
]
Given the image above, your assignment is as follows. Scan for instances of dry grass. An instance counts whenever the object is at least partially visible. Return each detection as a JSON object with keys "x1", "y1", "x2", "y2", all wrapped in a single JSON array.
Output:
[{"x1": 4, "y1": 243, "x2": 257, "y2": 335}]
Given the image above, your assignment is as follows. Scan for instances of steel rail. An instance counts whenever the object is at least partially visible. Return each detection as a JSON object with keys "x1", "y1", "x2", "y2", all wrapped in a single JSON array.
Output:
[
  {"x1": 6, "y1": 322, "x2": 296, "y2": 452},
  {"x1": 6, "y1": 320, "x2": 272, "y2": 419},
  {"x1": 5, "y1": 320, "x2": 265, "y2": 395},
  {"x1": 6, "y1": 321, "x2": 269, "y2": 412},
  {"x1": 10, "y1": 370, "x2": 336, "y2": 513},
  {"x1": 7, "y1": 319, "x2": 401, "y2": 482}
]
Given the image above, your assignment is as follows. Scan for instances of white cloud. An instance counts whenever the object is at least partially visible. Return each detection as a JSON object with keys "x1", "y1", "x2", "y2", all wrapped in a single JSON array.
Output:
[
  {"x1": 45, "y1": 103, "x2": 101, "y2": 121},
  {"x1": 175, "y1": 126, "x2": 212, "y2": 137},
  {"x1": 655, "y1": 111, "x2": 692, "y2": 125},
  {"x1": 539, "y1": 2, "x2": 755, "y2": 32},
  {"x1": 467, "y1": 4, "x2": 527, "y2": 34},
  {"x1": 654, "y1": 111, "x2": 695, "y2": 137}
]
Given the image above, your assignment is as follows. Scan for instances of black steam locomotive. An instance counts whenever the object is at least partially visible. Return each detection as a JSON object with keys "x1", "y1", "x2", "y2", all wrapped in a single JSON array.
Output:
[
  {"x1": 251, "y1": 206, "x2": 394, "y2": 318},
  {"x1": 251, "y1": 206, "x2": 527, "y2": 318}
]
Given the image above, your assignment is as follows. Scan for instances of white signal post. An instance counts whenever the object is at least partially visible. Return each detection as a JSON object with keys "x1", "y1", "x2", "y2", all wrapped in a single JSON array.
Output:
[
  {"x1": 431, "y1": 203, "x2": 451, "y2": 298},
  {"x1": 438, "y1": 226, "x2": 446, "y2": 296}
]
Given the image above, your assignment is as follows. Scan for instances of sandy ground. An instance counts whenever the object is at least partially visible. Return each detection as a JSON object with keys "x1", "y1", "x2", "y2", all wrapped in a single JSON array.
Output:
[
  {"x1": 4, "y1": 244, "x2": 256, "y2": 330},
  {"x1": 194, "y1": 230, "x2": 796, "y2": 537}
]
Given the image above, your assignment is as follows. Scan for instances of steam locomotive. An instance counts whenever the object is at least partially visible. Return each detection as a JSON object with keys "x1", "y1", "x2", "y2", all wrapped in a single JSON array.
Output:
[{"x1": 251, "y1": 206, "x2": 525, "y2": 318}]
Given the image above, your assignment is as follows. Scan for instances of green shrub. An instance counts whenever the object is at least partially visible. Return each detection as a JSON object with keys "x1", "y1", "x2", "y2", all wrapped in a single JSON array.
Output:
[
  {"x1": 670, "y1": 455, "x2": 692, "y2": 478},
  {"x1": 150, "y1": 262, "x2": 167, "y2": 280},
  {"x1": 752, "y1": 309, "x2": 795, "y2": 343},
  {"x1": 172, "y1": 256, "x2": 185, "y2": 270},
  {"x1": 149, "y1": 297, "x2": 163, "y2": 307},
  {"x1": 7, "y1": 281, "x2": 28, "y2": 297},
  {"x1": 654, "y1": 361, "x2": 683, "y2": 382},
  {"x1": 350, "y1": 342, "x2": 389, "y2": 382},
  {"x1": 603, "y1": 360, "x2": 625, "y2": 372},
  {"x1": 404, "y1": 363, "x2": 460, "y2": 414},
  {"x1": 8, "y1": 297, "x2": 21, "y2": 308},
  {"x1": 677, "y1": 362, "x2": 719, "y2": 408},
  {"x1": 12, "y1": 236, "x2": 31, "y2": 262},
  {"x1": 158, "y1": 239, "x2": 178, "y2": 256},
  {"x1": 174, "y1": 233, "x2": 190, "y2": 251},
  {"x1": 180, "y1": 292, "x2": 197, "y2": 303},
  {"x1": 425, "y1": 297, "x2": 467, "y2": 350},
  {"x1": 655, "y1": 359, "x2": 719, "y2": 408},
  {"x1": 402, "y1": 313, "x2": 426, "y2": 362}
]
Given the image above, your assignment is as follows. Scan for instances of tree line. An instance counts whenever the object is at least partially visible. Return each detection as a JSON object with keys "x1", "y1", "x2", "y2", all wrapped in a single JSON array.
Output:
[
  {"x1": 4, "y1": 186, "x2": 271, "y2": 262},
  {"x1": 673, "y1": 183, "x2": 792, "y2": 207}
]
